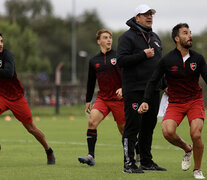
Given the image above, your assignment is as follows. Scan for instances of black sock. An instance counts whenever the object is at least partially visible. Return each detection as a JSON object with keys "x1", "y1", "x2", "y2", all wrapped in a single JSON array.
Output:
[
  {"x1": 46, "y1": 147, "x2": 53, "y2": 155},
  {"x1": 87, "y1": 129, "x2": 97, "y2": 158}
]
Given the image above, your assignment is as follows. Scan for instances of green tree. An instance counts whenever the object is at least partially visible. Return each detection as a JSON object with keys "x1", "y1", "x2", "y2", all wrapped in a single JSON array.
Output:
[
  {"x1": 5, "y1": 0, "x2": 52, "y2": 28},
  {"x1": 27, "y1": 0, "x2": 52, "y2": 19},
  {"x1": 0, "y1": 21, "x2": 51, "y2": 73},
  {"x1": 3, "y1": 0, "x2": 114, "y2": 83},
  {"x1": 30, "y1": 16, "x2": 71, "y2": 81},
  {"x1": 76, "y1": 10, "x2": 104, "y2": 83}
]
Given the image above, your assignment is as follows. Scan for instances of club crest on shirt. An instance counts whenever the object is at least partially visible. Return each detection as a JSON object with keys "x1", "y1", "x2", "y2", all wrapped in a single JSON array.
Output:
[
  {"x1": 0, "y1": 60, "x2": 2, "y2": 68},
  {"x1": 132, "y1": 103, "x2": 139, "y2": 111},
  {"x1": 190, "y1": 63, "x2": 197, "y2": 71},
  {"x1": 154, "y1": 41, "x2": 160, "y2": 47},
  {"x1": 111, "y1": 58, "x2": 117, "y2": 65},
  {"x1": 95, "y1": 63, "x2": 100, "y2": 68}
]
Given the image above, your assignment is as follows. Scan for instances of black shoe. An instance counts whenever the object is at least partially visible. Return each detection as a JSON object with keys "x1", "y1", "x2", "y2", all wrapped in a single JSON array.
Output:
[
  {"x1": 123, "y1": 163, "x2": 144, "y2": 173},
  {"x1": 141, "y1": 162, "x2": 166, "y2": 171},
  {"x1": 47, "y1": 152, "x2": 55, "y2": 165}
]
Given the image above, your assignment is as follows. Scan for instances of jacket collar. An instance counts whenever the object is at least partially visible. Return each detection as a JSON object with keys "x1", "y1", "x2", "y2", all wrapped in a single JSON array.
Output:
[
  {"x1": 99, "y1": 49, "x2": 113, "y2": 55},
  {"x1": 126, "y1": 17, "x2": 152, "y2": 34},
  {"x1": 174, "y1": 48, "x2": 193, "y2": 57}
]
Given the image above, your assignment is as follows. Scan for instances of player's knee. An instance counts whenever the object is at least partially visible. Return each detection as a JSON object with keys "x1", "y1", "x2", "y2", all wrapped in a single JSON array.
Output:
[
  {"x1": 190, "y1": 131, "x2": 201, "y2": 142},
  {"x1": 88, "y1": 119, "x2": 97, "y2": 129},
  {"x1": 162, "y1": 128, "x2": 174, "y2": 140}
]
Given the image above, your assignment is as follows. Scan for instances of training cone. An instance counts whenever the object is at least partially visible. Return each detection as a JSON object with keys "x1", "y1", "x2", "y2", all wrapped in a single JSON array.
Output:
[{"x1": 5, "y1": 115, "x2": 11, "y2": 121}]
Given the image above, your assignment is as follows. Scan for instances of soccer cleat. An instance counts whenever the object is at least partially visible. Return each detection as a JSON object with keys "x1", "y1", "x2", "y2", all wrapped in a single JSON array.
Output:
[
  {"x1": 140, "y1": 162, "x2": 167, "y2": 171},
  {"x1": 78, "y1": 154, "x2": 95, "y2": 166},
  {"x1": 135, "y1": 154, "x2": 140, "y2": 165},
  {"x1": 123, "y1": 163, "x2": 144, "y2": 173},
  {"x1": 182, "y1": 148, "x2": 193, "y2": 171},
  {"x1": 193, "y1": 170, "x2": 205, "y2": 179},
  {"x1": 47, "y1": 152, "x2": 55, "y2": 165}
]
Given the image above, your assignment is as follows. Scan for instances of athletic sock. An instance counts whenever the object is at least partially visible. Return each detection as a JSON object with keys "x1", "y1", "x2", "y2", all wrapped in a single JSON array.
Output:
[
  {"x1": 46, "y1": 147, "x2": 53, "y2": 155},
  {"x1": 87, "y1": 129, "x2": 97, "y2": 158}
]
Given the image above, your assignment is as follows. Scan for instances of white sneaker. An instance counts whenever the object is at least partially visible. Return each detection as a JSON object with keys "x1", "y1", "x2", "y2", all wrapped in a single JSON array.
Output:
[
  {"x1": 182, "y1": 148, "x2": 193, "y2": 171},
  {"x1": 194, "y1": 170, "x2": 205, "y2": 179}
]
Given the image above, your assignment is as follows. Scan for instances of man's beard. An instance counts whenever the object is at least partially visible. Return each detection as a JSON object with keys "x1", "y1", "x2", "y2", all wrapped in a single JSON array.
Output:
[{"x1": 180, "y1": 40, "x2": 192, "y2": 49}]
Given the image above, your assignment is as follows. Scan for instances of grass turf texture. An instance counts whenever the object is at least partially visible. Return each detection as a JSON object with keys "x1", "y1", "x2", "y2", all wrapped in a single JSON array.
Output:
[{"x1": 0, "y1": 105, "x2": 206, "y2": 180}]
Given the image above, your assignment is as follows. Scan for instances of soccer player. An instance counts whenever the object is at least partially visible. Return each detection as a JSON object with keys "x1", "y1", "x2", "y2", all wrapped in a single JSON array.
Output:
[
  {"x1": 138, "y1": 23, "x2": 206, "y2": 179},
  {"x1": 0, "y1": 33, "x2": 55, "y2": 165},
  {"x1": 78, "y1": 29, "x2": 125, "y2": 166}
]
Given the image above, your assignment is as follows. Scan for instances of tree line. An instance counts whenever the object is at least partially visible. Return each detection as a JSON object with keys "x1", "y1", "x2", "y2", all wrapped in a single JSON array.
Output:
[{"x1": 1, "y1": 0, "x2": 207, "y2": 102}]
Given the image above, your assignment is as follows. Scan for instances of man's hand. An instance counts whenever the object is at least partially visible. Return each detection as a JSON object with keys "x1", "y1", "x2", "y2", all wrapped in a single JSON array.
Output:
[
  {"x1": 116, "y1": 88, "x2": 123, "y2": 99},
  {"x1": 144, "y1": 48, "x2": 154, "y2": 58},
  {"x1": 85, "y1": 102, "x2": 91, "y2": 114},
  {"x1": 137, "y1": 102, "x2": 149, "y2": 114}
]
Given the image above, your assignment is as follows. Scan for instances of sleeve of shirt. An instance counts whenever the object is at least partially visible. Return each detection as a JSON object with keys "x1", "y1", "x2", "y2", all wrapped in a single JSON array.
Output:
[
  {"x1": 143, "y1": 58, "x2": 165, "y2": 103},
  {"x1": 0, "y1": 50, "x2": 15, "y2": 78},
  {"x1": 117, "y1": 34, "x2": 146, "y2": 68},
  {"x1": 159, "y1": 75, "x2": 167, "y2": 90},
  {"x1": 85, "y1": 60, "x2": 96, "y2": 102},
  {"x1": 199, "y1": 55, "x2": 207, "y2": 84}
]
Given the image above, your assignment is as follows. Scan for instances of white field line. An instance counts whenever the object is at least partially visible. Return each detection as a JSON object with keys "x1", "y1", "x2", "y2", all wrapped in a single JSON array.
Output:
[{"x1": 0, "y1": 138, "x2": 180, "y2": 151}]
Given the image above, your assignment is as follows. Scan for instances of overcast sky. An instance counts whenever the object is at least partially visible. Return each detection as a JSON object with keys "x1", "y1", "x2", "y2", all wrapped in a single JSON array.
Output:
[{"x1": 1, "y1": 0, "x2": 207, "y2": 35}]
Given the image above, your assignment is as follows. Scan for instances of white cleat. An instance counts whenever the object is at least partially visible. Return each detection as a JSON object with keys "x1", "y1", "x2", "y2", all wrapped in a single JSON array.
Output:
[
  {"x1": 182, "y1": 148, "x2": 193, "y2": 171},
  {"x1": 194, "y1": 170, "x2": 205, "y2": 179}
]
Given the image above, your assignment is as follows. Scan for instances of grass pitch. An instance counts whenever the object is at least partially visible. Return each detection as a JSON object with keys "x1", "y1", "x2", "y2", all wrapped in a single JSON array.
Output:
[{"x1": 0, "y1": 105, "x2": 206, "y2": 180}]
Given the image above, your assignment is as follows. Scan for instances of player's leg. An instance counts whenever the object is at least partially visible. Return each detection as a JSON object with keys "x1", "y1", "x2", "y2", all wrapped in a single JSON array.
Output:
[
  {"x1": 162, "y1": 102, "x2": 192, "y2": 152},
  {"x1": 9, "y1": 97, "x2": 55, "y2": 164},
  {"x1": 22, "y1": 122, "x2": 55, "y2": 164},
  {"x1": 22, "y1": 122, "x2": 49, "y2": 150},
  {"x1": 88, "y1": 109, "x2": 104, "y2": 129},
  {"x1": 187, "y1": 98, "x2": 205, "y2": 178},
  {"x1": 190, "y1": 118, "x2": 204, "y2": 171},
  {"x1": 162, "y1": 119, "x2": 192, "y2": 171},
  {"x1": 187, "y1": 98, "x2": 205, "y2": 173},
  {"x1": 109, "y1": 100, "x2": 125, "y2": 135},
  {"x1": 78, "y1": 98, "x2": 109, "y2": 166},
  {"x1": 87, "y1": 108, "x2": 105, "y2": 158},
  {"x1": 162, "y1": 119, "x2": 191, "y2": 151}
]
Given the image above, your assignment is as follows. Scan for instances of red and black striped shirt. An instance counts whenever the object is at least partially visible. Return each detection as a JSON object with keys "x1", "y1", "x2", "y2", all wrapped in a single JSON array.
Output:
[
  {"x1": 86, "y1": 50, "x2": 122, "y2": 102},
  {"x1": 0, "y1": 49, "x2": 24, "y2": 101},
  {"x1": 144, "y1": 48, "x2": 207, "y2": 103}
]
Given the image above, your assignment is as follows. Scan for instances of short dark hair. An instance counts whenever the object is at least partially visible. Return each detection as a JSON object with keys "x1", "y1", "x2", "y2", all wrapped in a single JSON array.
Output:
[
  {"x1": 0, "y1": 33, "x2": 2, "y2": 37},
  {"x1": 172, "y1": 23, "x2": 189, "y2": 43},
  {"x1": 96, "y1": 29, "x2": 112, "y2": 40}
]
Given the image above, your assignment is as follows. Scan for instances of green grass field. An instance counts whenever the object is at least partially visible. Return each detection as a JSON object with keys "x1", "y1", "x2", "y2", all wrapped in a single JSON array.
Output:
[{"x1": 0, "y1": 105, "x2": 206, "y2": 180}]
